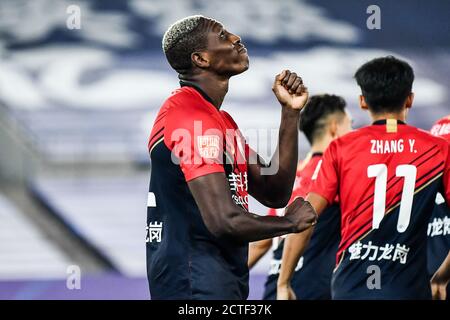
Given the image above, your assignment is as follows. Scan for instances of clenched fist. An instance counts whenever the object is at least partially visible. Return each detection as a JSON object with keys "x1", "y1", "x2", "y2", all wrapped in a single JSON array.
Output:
[
  {"x1": 284, "y1": 197, "x2": 318, "y2": 233},
  {"x1": 272, "y1": 70, "x2": 309, "y2": 110}
]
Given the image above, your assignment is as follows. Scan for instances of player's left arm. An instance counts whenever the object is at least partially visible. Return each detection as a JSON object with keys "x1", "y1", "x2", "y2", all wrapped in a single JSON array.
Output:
[
  {"x1": 431, "y1": 250, "x2": 450, "y2": 300},
  {"x1": 247, "y1": 70, "x2": 308, "y2": 208}
]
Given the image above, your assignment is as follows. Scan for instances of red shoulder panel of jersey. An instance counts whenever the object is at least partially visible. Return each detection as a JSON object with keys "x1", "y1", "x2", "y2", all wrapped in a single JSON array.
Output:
[
  {"x1": 310, "y1": 122, "x2": 450, "y2": 259},
  {"x1": 430, "y1": 115, "x2": 450, "y2": 142},
  {"x1": 148, "y1": 86, "x2": 226, "y2": 181}
]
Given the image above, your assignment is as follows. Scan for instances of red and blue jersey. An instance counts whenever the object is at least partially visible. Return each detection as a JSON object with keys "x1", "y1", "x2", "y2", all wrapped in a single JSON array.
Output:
[
  {"x1": 427, "y1": 115, "x2": 450, "y2": 300},
  {"x1": 263, "y1": 154, "x2": 340, "y2": 300},
  {"x1": 311, "y1": 119, "x2": 450, "y2": 299},
  {"x1": 146, "y1": 81, "x2": 249, "y2": 299}
]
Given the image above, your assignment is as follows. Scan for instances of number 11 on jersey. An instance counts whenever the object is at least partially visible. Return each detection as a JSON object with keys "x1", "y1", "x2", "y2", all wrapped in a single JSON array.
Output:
[{"x1": 367, "y1": 164, "x2": 417, "y2": 233}]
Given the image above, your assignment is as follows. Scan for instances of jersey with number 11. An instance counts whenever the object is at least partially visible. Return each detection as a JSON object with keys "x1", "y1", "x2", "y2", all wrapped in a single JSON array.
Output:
[{"x1": 311, "y1": 119, "x2": 450, "y2": 299}]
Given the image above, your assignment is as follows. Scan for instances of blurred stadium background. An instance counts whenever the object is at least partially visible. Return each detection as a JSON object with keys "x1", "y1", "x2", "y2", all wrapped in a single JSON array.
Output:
[{"x1": 0, "y1": 0, "x2": 448, "y2": 299}]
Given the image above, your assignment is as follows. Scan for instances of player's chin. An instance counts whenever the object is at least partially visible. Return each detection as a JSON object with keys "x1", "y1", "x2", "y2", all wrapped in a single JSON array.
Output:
[
  {"x1": 241, "y1": 53, "x2": 249, "y2": 67},
  {"x1": 240, "y1": 61, "x2": 249, "y2": 72},
  {"x1": 234, "y1": 59, "x2": 250, "y2": 75}
]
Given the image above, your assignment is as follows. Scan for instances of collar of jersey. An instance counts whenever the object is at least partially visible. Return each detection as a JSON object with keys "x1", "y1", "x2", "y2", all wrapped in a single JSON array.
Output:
[
  {"x1": 372, "y1": 119, "x2": 406, "y2": 125},
  {"x1": 179, "y1": 80, "x2": 215, "y2": 106}
]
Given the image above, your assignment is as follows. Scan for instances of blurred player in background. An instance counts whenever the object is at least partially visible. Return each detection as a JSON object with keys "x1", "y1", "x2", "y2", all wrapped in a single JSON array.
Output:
[
  {"x1": 146, "y1": 15, "x2": 316, "y2": 300},
  {"x1": 428, "y1": 115, "x2": 450, "y2": 300},
  {"x1": 248, "y1": 94, "x2": 351, "y2": 299},
  {"x1": 278, "y1": 56, "x2": 450, "y2": 300}
]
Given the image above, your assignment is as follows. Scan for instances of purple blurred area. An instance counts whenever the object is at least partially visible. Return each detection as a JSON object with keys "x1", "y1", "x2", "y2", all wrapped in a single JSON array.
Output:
[{"x1": 0, "y1": 274, "x2": 266, "y2": 300}]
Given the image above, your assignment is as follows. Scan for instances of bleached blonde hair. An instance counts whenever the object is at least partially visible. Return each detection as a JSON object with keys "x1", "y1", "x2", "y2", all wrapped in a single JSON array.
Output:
[{"x1": 162, "y1": 15, "x2": 216, "y2": 73}]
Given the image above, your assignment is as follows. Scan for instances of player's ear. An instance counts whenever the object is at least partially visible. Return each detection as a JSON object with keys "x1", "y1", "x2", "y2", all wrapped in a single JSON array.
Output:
[
  {"x1": 404, "y1": 92, "x2": 414, "y2": 109},
  {"x1": 329, "y1": 118, "x2": 338, "y2": 138},
  {"x1": 359, "y1": 95, "x2": 369, "y2": 110},
  {"x1": 192, "y1": 51, "x2": 210, "y2": 69}
]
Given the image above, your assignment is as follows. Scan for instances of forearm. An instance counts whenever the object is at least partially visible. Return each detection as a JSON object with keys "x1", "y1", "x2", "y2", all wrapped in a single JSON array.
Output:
[
  {"x1": 223, "y1": 209, "x2": 296, "y2": 243},
  {"x1": 265, "y1": 107, "x2": 300, "y2": 202},
  {"x1": 248, "y1": 239, "x2": 272, "y2": 269},
  {"x1": 277, "y1": 226, "x2": 314, "y2": 286}
]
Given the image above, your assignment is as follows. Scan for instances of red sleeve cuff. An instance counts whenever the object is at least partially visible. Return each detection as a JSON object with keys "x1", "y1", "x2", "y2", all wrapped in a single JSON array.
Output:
[{"x1": 183, "y1": 165, "x2": 225, "y2": 182}]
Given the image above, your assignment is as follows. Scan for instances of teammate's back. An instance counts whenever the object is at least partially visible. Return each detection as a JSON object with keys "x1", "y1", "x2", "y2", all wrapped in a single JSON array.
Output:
[
  {"x1": 277, "y1": 56, "x2": 450, "y2": 300},
  {"x1": 318, "y1": 120, "x2": 450, "y2": 299}
]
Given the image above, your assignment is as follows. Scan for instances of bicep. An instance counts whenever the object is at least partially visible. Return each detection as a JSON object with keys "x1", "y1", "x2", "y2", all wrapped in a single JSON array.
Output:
[
  {"x1": 187, "y1": 172, "x2": 237, "y2": 233},
  {"x1": 247, "y1": 150, "x2": 271, "y2": 201},
  {"x1": 247, "y1": 150, "x2": 267, "y2": 186}
]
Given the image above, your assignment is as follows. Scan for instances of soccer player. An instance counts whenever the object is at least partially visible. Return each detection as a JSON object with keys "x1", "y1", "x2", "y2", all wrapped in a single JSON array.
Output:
[
  {"x1": 428, "y1": 115, "x2": 450, "y2": 300},
  {"x1": 146, "y1": 15, "x2": 317, "y2": 300},
  {"x1": 248, "y1": 94, "x2": 351, "y2": 299},
  {"x1": 278, "y1": 56, "x2": 450, "y2": 300}
]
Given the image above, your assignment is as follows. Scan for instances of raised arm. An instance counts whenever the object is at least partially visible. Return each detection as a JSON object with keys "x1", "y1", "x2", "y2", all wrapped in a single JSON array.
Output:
[
  {"x1": 188, "y1": 172, "x2": 317, "y2": 244},
  {"x1": 248, "y1": 70, "x2": 308, "y2": 208},
  {"x1": 277, "y1": 192, "x2": 328, "y2": 299}
]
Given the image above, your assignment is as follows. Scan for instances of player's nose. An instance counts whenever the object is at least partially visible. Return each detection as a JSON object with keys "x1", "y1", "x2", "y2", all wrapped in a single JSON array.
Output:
[{"x1": 230, "y1": 32, "x2": 243, "y2": 46}]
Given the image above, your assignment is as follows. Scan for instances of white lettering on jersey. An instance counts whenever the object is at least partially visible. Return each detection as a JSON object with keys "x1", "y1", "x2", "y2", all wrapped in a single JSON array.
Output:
[
  {"x1": 370, "y1": 139, "x2": 416, "y2": 154},
  {"x1": 431, "y1": 123, "x2": 450, "y2": 136}
]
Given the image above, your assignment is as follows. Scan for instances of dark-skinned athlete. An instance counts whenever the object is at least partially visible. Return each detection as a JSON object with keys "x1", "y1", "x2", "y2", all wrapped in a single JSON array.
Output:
[{"x1": 145, "y1": 15, "x2": 317, "y2": 300}]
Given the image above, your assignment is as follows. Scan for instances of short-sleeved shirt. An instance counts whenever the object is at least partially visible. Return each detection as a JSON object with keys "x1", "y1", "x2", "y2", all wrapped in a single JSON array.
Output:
[
  {"x1": 146, "y1": 81, "x2": 249, "y2": 299},
  {"x1": 427, "y1": 115, "x2": 450, "y2": 298},
  {"x1": 262, "y1": 154, "x2": 340, "y2": 300},
  {"x1": 310, "y1": 119, "x2": 450, "y2": 299}
]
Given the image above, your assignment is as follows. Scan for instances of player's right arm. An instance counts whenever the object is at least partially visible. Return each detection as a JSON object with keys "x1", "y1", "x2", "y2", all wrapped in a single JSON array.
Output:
[
  {"x1": 276, "y1": 192, "x2": 328, "y2": 299},
  {"x1": 188, "y1": 174, "x2": 317, "y2": 243},
  {"x1": 277, "y1": 141, "x2": 339, "y2": 299},
  {"x1": 248, "y1": 208, "x2": 279, "y2": 268},
  {"x1": 248, "y1": 238, "x2": 272, "y2": 269}
]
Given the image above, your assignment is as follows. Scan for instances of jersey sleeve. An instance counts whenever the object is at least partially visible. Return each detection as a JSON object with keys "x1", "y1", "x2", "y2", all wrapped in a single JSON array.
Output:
[
  {"x1": 164, "y1": 104, "x2": 225, "y2": 182},
  {"x1": 309, "y1": 140, "x2": 339, "y2": 205},
  {"x1": 443, "y1": 141, "x2": 450, "y2": 206}
]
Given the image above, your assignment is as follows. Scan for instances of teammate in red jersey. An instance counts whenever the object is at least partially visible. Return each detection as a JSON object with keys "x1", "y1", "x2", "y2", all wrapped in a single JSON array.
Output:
[
  {"x1": 278, "y1": 56, "x2": 450, "y2": 299},
  {"x1": 428, "y1": 115, "x2": 450, "y2": 300},
  {"x1": 248, "y1": 95, "x2": 351, "y2": 299},
  {"x1": 146, "y1": 15, "x2": 316, "y2": 299}
]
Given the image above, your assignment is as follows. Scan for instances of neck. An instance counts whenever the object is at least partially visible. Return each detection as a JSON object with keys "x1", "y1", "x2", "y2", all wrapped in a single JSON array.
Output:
[
  {"x1": 370, "y1": 111, "x2": 406, "y2": 123},
  {"x1": 300, "y1": 142, "x2": 326, "y2": 170},
  {"x1": 179, "y1": 73, "x2": 229, "y2": 109},
  {"x1": 310, "y1": 136, "x2": 332, "y2": 154}
]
